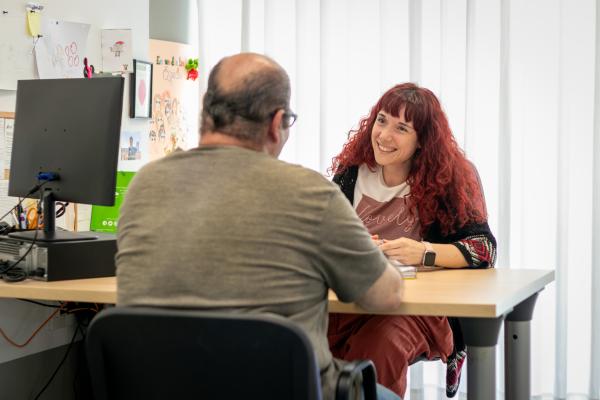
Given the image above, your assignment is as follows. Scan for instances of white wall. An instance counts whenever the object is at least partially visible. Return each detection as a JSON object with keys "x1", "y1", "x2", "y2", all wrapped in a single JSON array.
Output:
[
  {"x1": 0, "y1": 0, "x2": 149, "y2": 362},
  {"x1": 0, "y1": 0, "x2": 150, "y2": 229},
  {"x1": 0, "y1": 0, "x2": 149, "y2": 112}
]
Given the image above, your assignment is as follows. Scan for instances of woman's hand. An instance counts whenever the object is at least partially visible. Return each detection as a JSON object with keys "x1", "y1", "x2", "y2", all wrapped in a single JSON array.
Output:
[
  {"x1": 371, "y1": 234, "x2": 384, "y2": 246},
  {"x1": 378, "y1": 237, "x2": 425, "y2": 265}
]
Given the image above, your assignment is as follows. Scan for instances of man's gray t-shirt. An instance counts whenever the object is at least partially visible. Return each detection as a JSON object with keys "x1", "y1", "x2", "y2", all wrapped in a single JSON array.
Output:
[{"x1": 116, "y1": 146, "x2": 388, "y2": 399}]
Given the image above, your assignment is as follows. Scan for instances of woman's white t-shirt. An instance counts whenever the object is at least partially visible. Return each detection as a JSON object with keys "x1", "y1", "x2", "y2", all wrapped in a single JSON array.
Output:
[{"x1": 352, "y1": 164, "x2": 421, "y2": 241}]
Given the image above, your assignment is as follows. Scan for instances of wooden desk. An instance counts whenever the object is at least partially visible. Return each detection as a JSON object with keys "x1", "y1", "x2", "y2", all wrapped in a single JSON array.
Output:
[
  {"x1": 0, "y1": 277, "x2": 116, "y2": 303},
  {"x1": 0, "y1": 269, "x2": 552, "y2": 316},
  {"x1": 0, "y1": 268, "x2": 554, "y2": 400},
  {"x1": 329, "y1": 268, "x2": 552, "y2": 318}
]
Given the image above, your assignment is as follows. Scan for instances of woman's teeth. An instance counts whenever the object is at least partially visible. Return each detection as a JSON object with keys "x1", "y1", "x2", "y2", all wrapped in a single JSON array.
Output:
[{"x1": 378, "y1": 143, "x2": 395, "y2": 152}]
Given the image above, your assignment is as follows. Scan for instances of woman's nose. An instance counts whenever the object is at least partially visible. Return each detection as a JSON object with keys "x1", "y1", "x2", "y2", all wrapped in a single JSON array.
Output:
[{"x1": 378, "y1": 127, "x2": 394, "y2": 141}]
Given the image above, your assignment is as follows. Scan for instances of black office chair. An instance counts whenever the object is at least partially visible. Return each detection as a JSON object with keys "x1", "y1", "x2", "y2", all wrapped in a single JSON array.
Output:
[{"x1": 86, "y1": 307, "x2": 377, "y2": 400}]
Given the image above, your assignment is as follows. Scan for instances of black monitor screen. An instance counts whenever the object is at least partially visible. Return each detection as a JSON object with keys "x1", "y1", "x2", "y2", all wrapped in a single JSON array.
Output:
[
  {"x1": 8, "y1": 77, "x2": 124, "y2": 242},
  {"x1": 9, "y1": 78, "x2": 124, "y2": 205}
]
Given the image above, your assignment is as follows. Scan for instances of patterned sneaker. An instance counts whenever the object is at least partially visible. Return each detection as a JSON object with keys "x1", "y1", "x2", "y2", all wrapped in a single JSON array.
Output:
[{"x1": 446, "y1": 349, "x2": 467, "y2": 398}]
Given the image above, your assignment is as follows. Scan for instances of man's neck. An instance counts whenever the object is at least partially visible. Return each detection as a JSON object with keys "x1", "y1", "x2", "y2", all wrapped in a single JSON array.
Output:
[{"x1": 199, "y1": 132, "x2": 263, "y2": 152}]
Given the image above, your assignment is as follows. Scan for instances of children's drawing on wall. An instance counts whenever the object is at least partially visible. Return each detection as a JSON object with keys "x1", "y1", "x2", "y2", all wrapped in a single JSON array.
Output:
[
  {"x1": 101, "y1": 29, "x2": 132, "y2": 72},
  {"x1": 35, "y1": 19, "x2": 90, "y2": 79},
  {"x1": 120, "y1": 131, "x2": 142, "y2": 161},
  {"x1": 149, "y1": 91, "x2": 188, "y2": 158},
  {"x1": 148, "y1": 39, "x2": 199, "y2": 162}
]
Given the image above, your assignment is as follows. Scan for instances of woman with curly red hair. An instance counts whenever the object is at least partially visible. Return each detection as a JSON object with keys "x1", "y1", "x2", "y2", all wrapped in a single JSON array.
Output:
[{"x1": 327, "y1": 83, "x2": 496, "y2": 398}]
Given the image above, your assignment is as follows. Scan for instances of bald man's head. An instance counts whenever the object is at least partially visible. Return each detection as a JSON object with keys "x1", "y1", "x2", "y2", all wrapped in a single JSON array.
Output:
[
  {"x1": 200, "y1": 53, "x2": 291, "y2": 144},
  {"x1": 216, "y1": 53, "x2": 281, "y2": 92}
]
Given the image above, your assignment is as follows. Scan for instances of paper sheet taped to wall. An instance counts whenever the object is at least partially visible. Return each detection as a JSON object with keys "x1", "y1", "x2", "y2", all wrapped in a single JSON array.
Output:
[
  {"x1": 35, "y1": 19, "x2": 90, "y2": 79},
  {"x1": 2, "y1": 118, "x2": 14, "y2": 180}
]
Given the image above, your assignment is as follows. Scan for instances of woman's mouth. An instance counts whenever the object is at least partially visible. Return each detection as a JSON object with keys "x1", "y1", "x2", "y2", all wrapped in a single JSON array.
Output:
[{"x1": 377, "y1": 142, "x2": 396, "y2": 153}]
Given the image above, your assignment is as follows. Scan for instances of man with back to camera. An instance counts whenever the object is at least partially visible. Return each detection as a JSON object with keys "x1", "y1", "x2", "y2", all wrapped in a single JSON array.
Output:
[{"x1": 116, "y1": 53, "x2": 404, "y2": 400}]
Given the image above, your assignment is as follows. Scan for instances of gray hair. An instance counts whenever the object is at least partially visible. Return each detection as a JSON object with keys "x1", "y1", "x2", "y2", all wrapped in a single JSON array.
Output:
[{"x1": 200, "y1": 58, "x2": 291, "y2": 144}]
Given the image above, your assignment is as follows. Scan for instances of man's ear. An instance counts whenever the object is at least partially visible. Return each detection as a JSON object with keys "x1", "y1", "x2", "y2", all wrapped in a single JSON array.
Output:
[{"x1": 267, "y1": 109, "x2": 285, "y2": 145}]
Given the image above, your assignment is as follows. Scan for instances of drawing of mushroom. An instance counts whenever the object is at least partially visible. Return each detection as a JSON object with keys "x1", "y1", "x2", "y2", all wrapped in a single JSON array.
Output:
[{"x1": 110, "y1": 41, "x2": 125, "y2": 57}]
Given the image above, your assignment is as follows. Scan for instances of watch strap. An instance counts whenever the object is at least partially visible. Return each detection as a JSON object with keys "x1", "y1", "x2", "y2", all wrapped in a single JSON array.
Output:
[{"x1": 422, "y1": 241, "x2": 433, "y2": 252}]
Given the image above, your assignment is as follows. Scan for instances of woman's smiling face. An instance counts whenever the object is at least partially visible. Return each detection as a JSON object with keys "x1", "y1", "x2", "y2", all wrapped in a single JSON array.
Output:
[{"x1": 371, "y1": 108, "x2": 420, "y2": 172}]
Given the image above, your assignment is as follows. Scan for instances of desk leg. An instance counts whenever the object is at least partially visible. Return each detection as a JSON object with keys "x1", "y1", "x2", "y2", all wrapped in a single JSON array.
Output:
[
  {"x1": 504, "y1": 293, "x2": 539, "y2": 400},
  {"x1": 459, "y1": 316, "x2": 504, "y2": 400}
]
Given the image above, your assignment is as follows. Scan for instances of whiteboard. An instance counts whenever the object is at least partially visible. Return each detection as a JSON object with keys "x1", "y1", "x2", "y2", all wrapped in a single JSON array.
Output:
[{"x1": 0, "y1": 13, "x2": 38, "y2": 90}]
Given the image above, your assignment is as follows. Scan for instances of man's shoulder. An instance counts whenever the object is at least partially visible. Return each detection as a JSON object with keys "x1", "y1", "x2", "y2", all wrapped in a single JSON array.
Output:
[
  {"x1": 135, "y1": 149, "x2": 188, "y2": 174},
  {"x1": 267, "y1": 158, "x2": 333, "y2": 186}
]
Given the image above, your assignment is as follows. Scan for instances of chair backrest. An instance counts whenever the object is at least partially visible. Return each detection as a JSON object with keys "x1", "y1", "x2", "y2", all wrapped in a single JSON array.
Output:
[{"x1": 86, "y1": 307, "x2": 322, "y2": 400}]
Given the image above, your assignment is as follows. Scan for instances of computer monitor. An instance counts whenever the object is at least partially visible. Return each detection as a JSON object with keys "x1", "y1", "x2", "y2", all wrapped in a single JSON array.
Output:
[{"x1": 8, "y1": 77, "x2": 124, "y2": 242}]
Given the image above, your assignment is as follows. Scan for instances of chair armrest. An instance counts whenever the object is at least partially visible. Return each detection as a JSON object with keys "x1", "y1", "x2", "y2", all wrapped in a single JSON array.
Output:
[{"x1": 336, "y1": 359, "x2": 377, "y2": 400}]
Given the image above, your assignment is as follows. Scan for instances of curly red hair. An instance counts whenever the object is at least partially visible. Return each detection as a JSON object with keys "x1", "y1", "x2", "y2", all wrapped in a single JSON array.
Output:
[{"x1": 331, "y1": 83, "x2": 486, "y2": 235}]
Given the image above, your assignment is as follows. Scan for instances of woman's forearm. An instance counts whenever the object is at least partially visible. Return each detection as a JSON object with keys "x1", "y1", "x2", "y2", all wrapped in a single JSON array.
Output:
[{"x1": 430, "y1": 243, "x2": 469, "y2": 268}]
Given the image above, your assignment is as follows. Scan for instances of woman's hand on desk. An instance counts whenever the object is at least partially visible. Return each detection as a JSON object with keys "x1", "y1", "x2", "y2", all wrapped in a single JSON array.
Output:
[{"x1": 378, "y1": 237, "x2": 424, "y2": 265}]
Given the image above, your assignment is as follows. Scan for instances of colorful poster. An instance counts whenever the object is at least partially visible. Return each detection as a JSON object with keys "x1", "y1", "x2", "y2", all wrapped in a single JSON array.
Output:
[
  {"x1": 90, "y1": 171, "x2": 135, "y2": 233},
  {"x1": 148, "y1": 39, "x2": 199, "y2": 161},
  {"x1": 35, "y1": 19, "x2": 90, "y2": 79},
  {"x1": 101, "y1": 29, "x2": 133, "y2": 72}
]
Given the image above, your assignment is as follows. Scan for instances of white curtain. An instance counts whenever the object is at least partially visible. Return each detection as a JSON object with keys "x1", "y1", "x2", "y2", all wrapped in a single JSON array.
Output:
[{"x1": 196, "y1": 0, "x2": 600, "y2": 398}]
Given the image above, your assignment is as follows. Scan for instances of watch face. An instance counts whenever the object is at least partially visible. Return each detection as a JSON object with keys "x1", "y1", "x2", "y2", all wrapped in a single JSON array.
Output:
[{"x1": 423, "y1": 251, "x2": 436, "y2": 267}]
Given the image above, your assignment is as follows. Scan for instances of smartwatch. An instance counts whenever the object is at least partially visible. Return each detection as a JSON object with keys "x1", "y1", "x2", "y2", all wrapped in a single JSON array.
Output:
[{"x1": 421, "y1": 241, "x2": 436, "y2": 267}]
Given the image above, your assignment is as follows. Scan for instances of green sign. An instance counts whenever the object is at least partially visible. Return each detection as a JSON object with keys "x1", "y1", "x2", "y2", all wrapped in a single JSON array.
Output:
[{"x1": 90, "y1": 171, "x2": 135, "y2": 233}]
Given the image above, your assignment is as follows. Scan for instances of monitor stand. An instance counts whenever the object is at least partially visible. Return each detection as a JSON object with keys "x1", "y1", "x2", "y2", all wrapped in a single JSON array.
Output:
[
  {"x1": 8, "y1": 190, "x2": 97, "y2": 242},
  {"x1": 9, "y1": 229, "x2": 97, "y2": 242}
]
